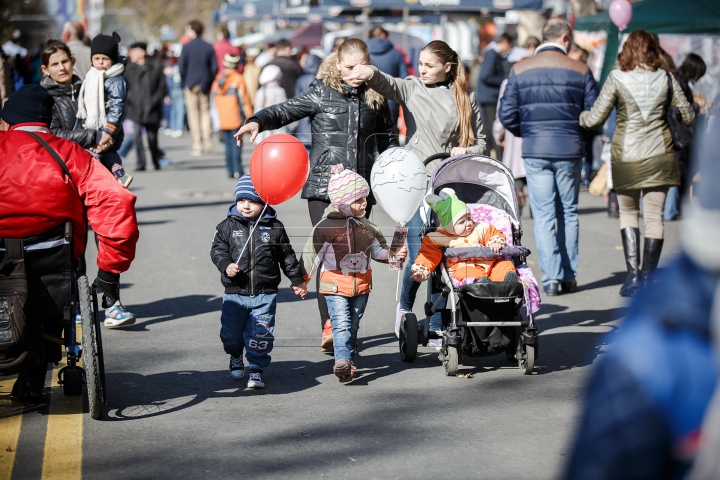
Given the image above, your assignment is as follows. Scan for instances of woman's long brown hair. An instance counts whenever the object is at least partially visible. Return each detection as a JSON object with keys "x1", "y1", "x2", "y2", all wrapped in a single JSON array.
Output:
[{"x1": 421, "y1": 40, "x2": 473, "y2": 147}]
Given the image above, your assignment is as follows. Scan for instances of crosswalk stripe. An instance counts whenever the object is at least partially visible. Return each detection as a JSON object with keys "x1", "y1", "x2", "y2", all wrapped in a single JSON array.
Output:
[
  {"x1": 0, "y1": 377, "x2": 23, "y2": 480},
  {"x1": 41, "y1": 362, "x2": 83, "y2": 480}
]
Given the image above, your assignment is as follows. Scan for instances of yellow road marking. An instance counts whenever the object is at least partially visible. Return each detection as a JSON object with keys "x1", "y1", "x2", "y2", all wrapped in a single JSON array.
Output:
[
  {"x1": 0, "y1": 376, "x2": 23, "y2": 480},
  {"x1": 41, "y1": 361, "x2": 83, "y2": 480}
]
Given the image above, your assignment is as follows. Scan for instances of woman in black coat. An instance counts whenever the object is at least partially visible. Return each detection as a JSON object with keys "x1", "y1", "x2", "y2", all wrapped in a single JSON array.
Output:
[{"x1": 235, "y1": 39, "x2": 397, "y2": 350}]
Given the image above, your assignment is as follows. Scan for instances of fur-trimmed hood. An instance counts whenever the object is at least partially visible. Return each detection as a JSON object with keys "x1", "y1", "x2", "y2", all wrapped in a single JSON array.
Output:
[{"x1": 316, "y1": 53, "x2": 385, "y2": 110}]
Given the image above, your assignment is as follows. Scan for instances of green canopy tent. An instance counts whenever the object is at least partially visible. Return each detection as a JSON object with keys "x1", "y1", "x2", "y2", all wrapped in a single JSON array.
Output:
[{"x1": 574, "y1": 0, "x2": 720, "y2": 85}]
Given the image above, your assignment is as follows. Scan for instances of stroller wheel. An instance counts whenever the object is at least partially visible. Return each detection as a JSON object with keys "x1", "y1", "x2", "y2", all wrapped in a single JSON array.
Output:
[
  {"x1": 399, "y1": 313, "x2": 418, "y2": 363},
  {"x1": 443, "y1": 345, "x2": 459, "y2": 376},
  {"x1": 519, "y1": 345, "x2": 535, "y2": 375}
]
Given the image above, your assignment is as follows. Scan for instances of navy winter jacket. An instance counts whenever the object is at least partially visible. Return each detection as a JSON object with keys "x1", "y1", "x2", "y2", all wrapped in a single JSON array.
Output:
[
  {"x1": 475, "y1": 48, "x2": 507, "y2": 105},
  {"x1": 564, "y1": 253, "x2": 718, "y2": 480},
  {"x1": 367, "y1": 38, "x2": 408, "y2": 79},
  {"x1": 498, "y1": 46, "x2": 599, "y2": 160},
  {"x1": 179, "y1": 37, "x2": 218, "y2": 94}
]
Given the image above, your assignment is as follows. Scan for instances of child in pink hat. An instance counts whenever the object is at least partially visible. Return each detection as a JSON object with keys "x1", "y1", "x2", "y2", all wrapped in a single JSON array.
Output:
[{"x1": 300, "y1": 164, "x2": 407, "y2": 382}]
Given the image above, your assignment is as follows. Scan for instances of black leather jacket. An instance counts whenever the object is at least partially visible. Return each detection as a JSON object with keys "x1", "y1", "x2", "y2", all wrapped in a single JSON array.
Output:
[
  {"x1": 42, "y1": 75, "x2": 96, "y2": 148},
  {"x1": 248, "y1": 66, "x2": 397, "y2": 203},
  {"x1": 210, "y1": 205, "x2": 304, "y2": 295}
]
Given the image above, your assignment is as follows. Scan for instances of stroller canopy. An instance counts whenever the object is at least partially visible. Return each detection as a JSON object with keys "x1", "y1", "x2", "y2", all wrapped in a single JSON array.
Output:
[{"x1": 429, "y1": 154, "x2": 521, "y2": 226}]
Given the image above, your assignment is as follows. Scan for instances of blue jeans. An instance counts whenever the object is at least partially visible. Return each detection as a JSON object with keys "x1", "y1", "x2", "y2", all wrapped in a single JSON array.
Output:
[
  {"x1": 524, "y1": 157, "x2": 581, "y2": 286},
  {"x1": 222, "y1": 130, "x2": 243, "y2": 176},
  {"x1": 399, "y1": 207, "x2": 444, "y2": 331},
  {"x1": 169, "y1": 88, "x2": 186, "y2": 132},
  {"x1": 326, "y1": 294, "x2": 369, "y2": 363},
  {"x1": 664, "y1": 186, "x2": 679, "y2": 220},
  {"x1": 220, "y1": 293, "x2": 276, "y2": 370}
]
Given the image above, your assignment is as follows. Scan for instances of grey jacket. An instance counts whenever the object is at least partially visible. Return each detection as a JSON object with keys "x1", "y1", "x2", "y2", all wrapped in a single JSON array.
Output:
[
  {"x1": 580, "y1": 67, "x2": 694, "y2": 191},
  {"x1": 365, "y1": 66, "x2": 486, "y2": 174},
  {"x1": 67, "y1": 40, "x2": 91, "y2": 80}
]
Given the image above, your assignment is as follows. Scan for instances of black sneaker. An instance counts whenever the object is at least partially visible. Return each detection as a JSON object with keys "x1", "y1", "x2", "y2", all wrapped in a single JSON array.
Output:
[
  {"x1": 543, "y1": 281, "x2": 559, "y2": 296},
  {"x1": 561, "y1": 279, "x2": 578, "y2": 293},
  {"x1": 247, "y1": 369, "x2": 265, "y2": 389},
  {"x1": 229, "y1": 355, "x2": 245, "y2": 379}
]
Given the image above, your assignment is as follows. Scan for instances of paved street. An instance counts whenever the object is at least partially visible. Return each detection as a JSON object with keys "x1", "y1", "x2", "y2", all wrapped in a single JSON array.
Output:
[{"x1": 1, "y1": 133, "x2": 681, "y2": 479}]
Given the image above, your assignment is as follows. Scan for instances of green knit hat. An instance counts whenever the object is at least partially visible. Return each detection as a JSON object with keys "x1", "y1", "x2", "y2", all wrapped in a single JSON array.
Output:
[{"x1": 425, "y1": 188, "x2": 470, "y2": 231}]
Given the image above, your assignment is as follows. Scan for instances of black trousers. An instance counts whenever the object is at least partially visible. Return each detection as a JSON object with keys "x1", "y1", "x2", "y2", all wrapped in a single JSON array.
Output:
[
  {"x1": 134, "y1": 122, "x2": 162, "y2": 170},
  {"x1": 480, "y1": 103, "x2": 502, "y2": 162},
  {"x1": 307, "y1": 199, "x2": 373, "y2": 330}
]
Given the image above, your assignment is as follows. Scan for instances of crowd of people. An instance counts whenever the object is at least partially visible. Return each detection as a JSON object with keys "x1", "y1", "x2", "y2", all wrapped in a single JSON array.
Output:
[{"x1": 2, "y1": 13, "x2": 719, "y2": 477}]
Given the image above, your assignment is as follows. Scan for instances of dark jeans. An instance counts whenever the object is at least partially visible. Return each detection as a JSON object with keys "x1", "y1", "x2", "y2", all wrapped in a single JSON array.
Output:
[
  {"x1": 97, "y1": 150, "x2": 125, "y2": 179},
  {"x1": 134, "y1": 122, "x2": 161, "y2": 170},
  {"x1": 480, "y1": 103, "x2": 502, "y2": 161},
  {"x1": 307, "y1": 198, "x2": 373, "y2": 330},
  {"x1": 222, "y1": 130, "x2": 244, "y2": 176}
]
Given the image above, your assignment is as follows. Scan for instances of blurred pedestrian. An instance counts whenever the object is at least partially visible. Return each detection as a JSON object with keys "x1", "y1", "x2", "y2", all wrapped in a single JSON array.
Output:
[
  {"x1": 252, "y1": 65, "x2": 288, "y2": 142},
  {"x1": 40, "y1": 40, "x2": 100, "y2": 150},
  {"x1": 213, "y1": 25, "x2": 240, "y2": 73},
  {"x1": 243, "y1": 47, "x2": 261, "y2": 105},
  {"x1": 499, "y1": 18, "x2": 599, "y2": 296},
  {"x1": 212, "y1": 53, "x2": 253, "y2": 178},
  {"x1": 125, "y1": 42, "x2": 168, "y2": 171},
  {"x1": 61, "y1": 21, "x2": 91, "y2": 80},
  {"x1": 580, "y1": 29, "x2": 694, "y2": 297},
  {"x1": 665, "y1": 53, "x2": 707, "y2": 221},
  {"x1": 266, "y1": 39, "x2": 302, "y2": 100},
  {"x1": 367, "y1": 26, "x2": 408, "y2": 127},
  {"x1": 236, "y1": 40, "x2": 397, "y2": 352},
  {"x1": 477, "y1": 33, "x2": 513, "y2": 161},
  {"x1": 563, "y1": 120, "x2": 720, "y2": 480},
  {"x1": 179, "y1": 20, "x2": 218, "y2": 156},
  {"x1": 294, "y1": 53, "x2": 321, "y2": 150},
  {"x1": 165, "y1": 55, "x2": 185, "y2": 138}
]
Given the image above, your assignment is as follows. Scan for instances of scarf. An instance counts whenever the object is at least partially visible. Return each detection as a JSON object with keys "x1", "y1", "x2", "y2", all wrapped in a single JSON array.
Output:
[{"x1": 77, "y1": 63, "x2": 124, "y2": 130}]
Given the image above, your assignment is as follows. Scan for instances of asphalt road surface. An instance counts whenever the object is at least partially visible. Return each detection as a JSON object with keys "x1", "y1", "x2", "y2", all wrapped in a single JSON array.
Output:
[{"x1": 1, "y1": 133, "x2": 681, "y2": 479}]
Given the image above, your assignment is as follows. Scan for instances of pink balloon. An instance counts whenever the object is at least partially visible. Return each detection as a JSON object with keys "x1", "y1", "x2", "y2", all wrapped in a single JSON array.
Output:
[{"x1": 609, "y1": 0, "x2": 632, "y2": 30}]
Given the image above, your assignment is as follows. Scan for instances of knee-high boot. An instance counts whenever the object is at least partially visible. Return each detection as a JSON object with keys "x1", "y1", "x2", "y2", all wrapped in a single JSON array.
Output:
[
  {"x1": 640, "y1": 238, "x2": 664, "y2": 286},
  {"x1": 619, "y1": 227, "x2": 641, "y2": 297}
]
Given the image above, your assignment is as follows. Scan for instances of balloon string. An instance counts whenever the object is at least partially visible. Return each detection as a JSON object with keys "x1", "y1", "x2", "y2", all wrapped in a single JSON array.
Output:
[
  {"x1": 235, "y1": 203, "x2": 269, "y2": 265},
  {"x1": 395, "y1": 268, "x2": 401, "y2": 303}
]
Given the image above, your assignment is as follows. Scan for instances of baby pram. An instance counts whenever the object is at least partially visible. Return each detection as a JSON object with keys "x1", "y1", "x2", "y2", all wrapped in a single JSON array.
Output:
[{"x1": 398, "y1": 153, "x2": 541, "y2": 376}]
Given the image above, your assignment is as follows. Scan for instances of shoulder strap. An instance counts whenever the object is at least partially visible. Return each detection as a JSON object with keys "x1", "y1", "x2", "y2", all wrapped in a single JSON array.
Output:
[
  {"x1": 3, "y1": 238, "x2": 24, "y2": 262},
  {"x1": 666, "y1": 72, "x2": 674, "y2": 102},
  {"x1": 25, "y1": 131, "x2": 73, "y2": 183}
]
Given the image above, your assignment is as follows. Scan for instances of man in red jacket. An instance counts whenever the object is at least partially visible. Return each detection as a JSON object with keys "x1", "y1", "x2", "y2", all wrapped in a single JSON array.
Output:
[{"x1": 0, "y1": 84, "x2": 139, "y2": 400}]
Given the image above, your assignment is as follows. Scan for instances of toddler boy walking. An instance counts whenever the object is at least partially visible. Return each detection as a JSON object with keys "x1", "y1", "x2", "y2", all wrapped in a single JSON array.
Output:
[{"x1": 210, "y1": 175, "x2": 307, "y2": 388}]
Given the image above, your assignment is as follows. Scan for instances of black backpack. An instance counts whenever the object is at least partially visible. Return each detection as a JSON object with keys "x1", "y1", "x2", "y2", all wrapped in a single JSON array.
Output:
[
  {"x1": 666, "y1": 72, "x2": 695, "y2": 151},
  {"x1": 0, "y1": 238, "x2": 42, "y2": 374}
]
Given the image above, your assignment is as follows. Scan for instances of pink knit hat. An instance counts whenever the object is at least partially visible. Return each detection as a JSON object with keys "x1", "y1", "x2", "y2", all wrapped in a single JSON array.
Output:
[{"x1": 327, "y1": 164, "x2": 370, "y2": 207}]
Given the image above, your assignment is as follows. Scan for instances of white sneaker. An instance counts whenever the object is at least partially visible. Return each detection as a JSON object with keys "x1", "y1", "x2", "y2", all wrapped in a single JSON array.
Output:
[
  {"x1": 229, "y1": 355, "x2": 245, "y2": 379},
  {"x1": 247, "y1": 370, "x2": 265, "y2": 389},
  {"x1": 428, "y1": 338, "x2": 442, "y2": 351},
  {"x1": 395, "y1": 303, "x2": 408, "y2": 338}
]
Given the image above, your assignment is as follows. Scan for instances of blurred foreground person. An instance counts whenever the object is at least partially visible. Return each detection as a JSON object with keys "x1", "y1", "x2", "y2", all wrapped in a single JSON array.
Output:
[{"x1": 563, "y1": 121, "x2": 720, "y2": 479}]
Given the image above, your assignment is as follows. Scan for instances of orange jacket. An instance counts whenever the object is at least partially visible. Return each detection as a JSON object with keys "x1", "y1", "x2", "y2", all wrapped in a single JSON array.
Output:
[
  {"x1": 412, "y1": 222, "x2": 506, "y2": 280},
  {"x1": 212, "y1": 68, "x2": 253, "y2": 131}
]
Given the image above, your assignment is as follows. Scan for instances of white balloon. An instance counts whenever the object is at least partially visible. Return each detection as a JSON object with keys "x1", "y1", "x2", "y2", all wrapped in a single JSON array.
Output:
[{"x1": 371, "y1": 147, "x2": 428, "y2": 224}]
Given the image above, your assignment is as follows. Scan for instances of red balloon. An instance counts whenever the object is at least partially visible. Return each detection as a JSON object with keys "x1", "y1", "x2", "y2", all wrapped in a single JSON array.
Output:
[{"x1": 249, "y1": 134, "x2": 309, "y2": 205}]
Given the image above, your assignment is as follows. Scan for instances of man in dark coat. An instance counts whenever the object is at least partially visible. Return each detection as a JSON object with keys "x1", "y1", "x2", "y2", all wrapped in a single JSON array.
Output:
[
  {"x1": 179, "y1": 20, "x2": 217, "y2": 156},
  {"x1": 499, "y1": 19, "x2": 598, "y2": 296},
  {"x1": 367, "y1": 26, "x2": 408, "y2": 128},
  {"x1": 125, "y1": 42, "x2": 167, "y2": 170},
  {"x1": 265, "y1": 39, "x2": 302, "y2": 100},
  {"x1": 476, "y1": 33, "x2": 513, "y2": 161}
]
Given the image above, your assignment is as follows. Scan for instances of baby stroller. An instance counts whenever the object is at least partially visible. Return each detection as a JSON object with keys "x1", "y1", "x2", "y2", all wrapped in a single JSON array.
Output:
[{"x1": 398, "y1": 153, "x2": 541, "y2": 376}]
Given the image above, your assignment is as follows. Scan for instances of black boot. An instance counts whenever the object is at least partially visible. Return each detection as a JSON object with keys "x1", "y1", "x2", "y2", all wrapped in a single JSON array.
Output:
[
  {"x1": 608, "y1": 190, "x2": 620, "y2": 218},
  {"x1": 640, "y1": 238, "x2": 664, "y2": 287},
  {"x1": 11, "y1": 362, "x2": 49, "y2": 403},
  {"x1": 619, "y1": 228, "x2": 641, "y2": 297}
]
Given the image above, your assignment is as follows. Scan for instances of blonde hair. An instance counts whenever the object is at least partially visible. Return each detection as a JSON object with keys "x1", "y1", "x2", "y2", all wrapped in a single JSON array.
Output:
[
  {"x1": 337, "y1": 38, "x2": 371, "y2": 64},
  {"x1": 421, "y1": 41, "x2": 473, "y2": 148}
]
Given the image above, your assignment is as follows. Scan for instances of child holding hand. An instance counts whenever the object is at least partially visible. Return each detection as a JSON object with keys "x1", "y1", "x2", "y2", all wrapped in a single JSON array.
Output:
[
  {"x1": 301, "y1": 165, "x2": 407, "y2": 383},
  {"x1": 410, "y1": 188, "x2": 518, "y2": 287},
  {"x1": 211, "y1": 174, "x2": 307, "y2": 389}
]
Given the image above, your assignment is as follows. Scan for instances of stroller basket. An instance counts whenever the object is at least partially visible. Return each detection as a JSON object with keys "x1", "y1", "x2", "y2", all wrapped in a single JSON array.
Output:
[{"x1": 457, "y1": 282, "x2": 525, "y2": 327}]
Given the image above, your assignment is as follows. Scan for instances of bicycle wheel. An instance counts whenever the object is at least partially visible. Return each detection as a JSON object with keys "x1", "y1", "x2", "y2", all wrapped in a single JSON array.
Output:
[{"x1": 79, "y1": 275, "x2": 102, "y2": 419}]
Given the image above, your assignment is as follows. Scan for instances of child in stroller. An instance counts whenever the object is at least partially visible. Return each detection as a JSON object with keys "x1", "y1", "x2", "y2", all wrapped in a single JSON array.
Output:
[
  {"x1": 410, "y1": 188, "x2": 519, "y2": 287},
  {"x1": 397, "y1": 154, "x2": 541, "y2": 376}
]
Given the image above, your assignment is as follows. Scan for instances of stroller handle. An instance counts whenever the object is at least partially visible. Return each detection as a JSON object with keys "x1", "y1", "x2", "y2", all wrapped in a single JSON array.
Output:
[{"x1": 423, "y1": 152, "x2": 451, "y2": 166}]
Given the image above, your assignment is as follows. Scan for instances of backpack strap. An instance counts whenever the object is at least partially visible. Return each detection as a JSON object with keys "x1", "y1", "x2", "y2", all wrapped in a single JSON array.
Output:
[
  {"x1": 3, "y1": 238, "x2": 24, "y2": 262},
  {"x1": 25, "y1": 131, "x2": 74, "y2": 183},
  {"x1": 666, "y1": 72, "x2": 674, "y2": 106}
]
